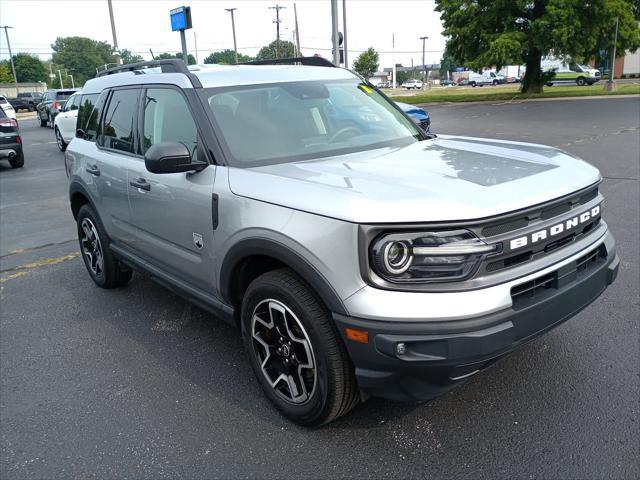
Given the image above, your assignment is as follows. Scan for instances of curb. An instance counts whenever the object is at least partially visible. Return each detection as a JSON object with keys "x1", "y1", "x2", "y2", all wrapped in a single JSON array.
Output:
[{"x1": 412, "y1": 93, "x2": 640, "y2": 107}]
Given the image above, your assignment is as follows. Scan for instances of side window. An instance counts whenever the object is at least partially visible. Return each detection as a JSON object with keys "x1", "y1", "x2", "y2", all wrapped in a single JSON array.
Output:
[
  {"x1": 77, "y1": 93, "x2": 104, "y2": 141},
  {"x1": 65, "y1": 94, "x2": 79, "y2": 112},
  {"x1": 142, "y1": 88, "x2": 198, "y2": 159},
  {"x1": 99, "y1": 89, "x2": 139, "y2": 154}
]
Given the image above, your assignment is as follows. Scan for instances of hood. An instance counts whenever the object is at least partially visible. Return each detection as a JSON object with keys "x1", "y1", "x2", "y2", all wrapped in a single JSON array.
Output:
[{"x1": 228, "y1": 135, "x2": 601, "y2": 223}]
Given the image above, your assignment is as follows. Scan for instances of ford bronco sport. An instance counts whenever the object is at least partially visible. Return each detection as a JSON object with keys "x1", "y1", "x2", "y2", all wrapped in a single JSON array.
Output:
[{"x1": 66, "y1": 59, "x2": 619, "y2": 426}]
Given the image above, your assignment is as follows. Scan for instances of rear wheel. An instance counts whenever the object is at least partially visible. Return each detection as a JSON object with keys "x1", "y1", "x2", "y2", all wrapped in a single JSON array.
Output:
[
  {"x1": 9, "y1": 151, "x2": 24, "y2": 169},
  {"x1": 471, "y1": 81, "x2": 477, "y2": 87},
  {"x1": 77, "y1": 204, "x2": 132, "y2": 289},
  {"x1": 577, "y1": 77, "x2": 586, "y2": 86},
  {"x1": 55, "y1": 127, "x2": 67, "y2": 152},
  {"x1": 241, "y1": 269, "x2": 360, "y2": 426}
]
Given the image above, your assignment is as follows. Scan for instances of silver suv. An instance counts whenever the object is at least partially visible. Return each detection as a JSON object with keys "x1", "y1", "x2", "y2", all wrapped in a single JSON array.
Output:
[{"x1": 66, "y1": 59, "x2": 619, "y2": 426}]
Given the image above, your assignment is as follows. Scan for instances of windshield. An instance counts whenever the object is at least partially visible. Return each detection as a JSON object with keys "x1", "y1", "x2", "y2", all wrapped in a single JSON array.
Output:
[{"x1": 203, "y1": 79, "x2": 422, "y2": 167}]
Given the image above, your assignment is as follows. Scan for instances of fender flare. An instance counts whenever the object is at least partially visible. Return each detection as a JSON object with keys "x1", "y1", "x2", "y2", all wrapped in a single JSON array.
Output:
[
  {"x1": 69, "y1": 181, "x2": 95, "y2": 219},
  {"x1": 219, "y1": 237, "x2": 349, "y2": 316}
]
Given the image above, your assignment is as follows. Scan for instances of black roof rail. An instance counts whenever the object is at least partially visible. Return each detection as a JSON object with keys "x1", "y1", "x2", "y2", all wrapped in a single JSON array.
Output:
[
  {"x1": 95, "y1": 59, "x2": 202, "y2": 88},
  {"x1": 241, "y1": 56, "x2": 336, "y2": 68}
]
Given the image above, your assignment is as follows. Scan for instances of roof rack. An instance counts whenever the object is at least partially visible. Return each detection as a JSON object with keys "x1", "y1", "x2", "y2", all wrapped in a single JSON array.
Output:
[
  {"x1": 241, "y1": 56, "x2": 336, "y2": 68},
  {"x1": 95, "y1": 59, "x2": 202, "y2": 88}
]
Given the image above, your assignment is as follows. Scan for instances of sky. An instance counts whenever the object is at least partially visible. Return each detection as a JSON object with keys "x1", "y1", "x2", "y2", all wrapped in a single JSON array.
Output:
[{"x1": 0, "y1": 0, "x2": 446, "y2": 70}]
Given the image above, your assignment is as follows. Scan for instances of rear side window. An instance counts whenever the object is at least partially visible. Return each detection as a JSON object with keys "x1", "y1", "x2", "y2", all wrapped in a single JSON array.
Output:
[
  {"x1": 99, "y1": 89, "x2": 139, "y2": 154},
  {"x1": 77, "y1": 93, "x2": 104, "y2": 141},
  {"x1": 56, "y1": 90, "x2": 76, "y2": 100}
]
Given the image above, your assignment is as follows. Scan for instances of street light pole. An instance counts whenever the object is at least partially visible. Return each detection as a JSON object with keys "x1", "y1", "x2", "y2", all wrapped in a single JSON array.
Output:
[
  {"x1": 269, "y1": 4, "x2": 285, "y2": 59},
  {"x1": 106, "y1": 0, "x2": 121, "y2": 64},
  {"x1": 225, "y1": 8, "x2": 238, "y2": 64},
  {"x1": 57, "y1": 69, "x2": 64, "y2": 88},
  {"x1": 68, "y1": 74, "x2": 75, "y2": 89},
  {"x1": 0, "y1": 26, "x2": 18, "y2": 83},
  {"x1": 420, "y1": 36, "x2": 428, "y2": 90},
  {"x1": 341, "y1": 0, "x2": 348, "y2": 67},
  {"x1": 605, "y1": 16, "x2": 619, "y2": 91},
  {"x1": 330, "y1": 0, "x2": 339, "y2": 65}
]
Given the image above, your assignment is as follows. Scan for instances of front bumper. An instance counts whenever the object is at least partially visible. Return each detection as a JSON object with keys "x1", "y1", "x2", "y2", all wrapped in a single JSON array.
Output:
[{"x1": 334, "y1": 235, "x2": 619, "y2": 402}]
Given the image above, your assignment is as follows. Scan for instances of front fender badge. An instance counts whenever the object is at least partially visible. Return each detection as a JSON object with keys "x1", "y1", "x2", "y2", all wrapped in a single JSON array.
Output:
[{"x1": 193, "y1": 233, "x2": 203, "y2": 249}]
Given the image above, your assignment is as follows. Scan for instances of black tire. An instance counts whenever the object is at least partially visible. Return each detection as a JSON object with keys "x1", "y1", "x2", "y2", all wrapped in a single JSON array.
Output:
[
  {"x1": 471, "y1": 81, "x2": 477, "y2": 87},
  {"x1": 76, "y1": 204, "x2": 132, "y2": 289},
  {"x1": 9, "y1": 151, "x2": 24, "y2": 169},
  {"x1": 546, "y1": 82, "x2": 553, "y2": 87},
  {"x1": 28, "y1": 104, "x2": 35, "y2": 112},
  {"x1": 241, "y1": 268, "x2": 359, "y2": 426},
  {"x1": 492, "y1": 80, "x2": 498, "y2": 86},
  {"x1": 577, "y1": 77, "x2": 586, "y2": 86},
  {"x1": 55, "y1": 127, "x2": 67, "y2": 152}
]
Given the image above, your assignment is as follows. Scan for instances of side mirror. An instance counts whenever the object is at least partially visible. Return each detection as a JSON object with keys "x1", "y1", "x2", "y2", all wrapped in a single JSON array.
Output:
[
  {"x1": 76, "y1": 128, "x2": 86, "y2": 139},
  {"x1": 144, "y1": 142, "x2": 206, "y2": 174}
]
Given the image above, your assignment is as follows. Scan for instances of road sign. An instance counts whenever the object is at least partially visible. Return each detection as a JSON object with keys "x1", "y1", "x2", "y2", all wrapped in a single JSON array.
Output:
[{"x1": 170, "y1": 6, "x2": 192, "y2": 31}]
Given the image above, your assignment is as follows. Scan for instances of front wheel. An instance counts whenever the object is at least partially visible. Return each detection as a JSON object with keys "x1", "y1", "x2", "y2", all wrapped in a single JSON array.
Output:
[
  {"x1": 242, "y1": 269, "x2": 360, "y2": 426},
  {"x1": 471, "y1": 81, "x2": 477, "y2": 87},
  {"x1": 492, "y1": 80, "x2": 498, "y2": 86},
  {"x1": 55, "y1": 127, "x2": 67, "y2": 152},
  {"x1": 577, "y1": 77, "x2": 586, "y2": 86},
  {"x1": 77, "y1": 204, "x2": 132, "y2": 289}
]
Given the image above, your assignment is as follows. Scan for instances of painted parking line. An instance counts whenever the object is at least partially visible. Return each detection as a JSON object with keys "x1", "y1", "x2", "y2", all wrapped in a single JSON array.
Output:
[{"x1": 0, "y1": 252, "x2": 81, "y2": 283}]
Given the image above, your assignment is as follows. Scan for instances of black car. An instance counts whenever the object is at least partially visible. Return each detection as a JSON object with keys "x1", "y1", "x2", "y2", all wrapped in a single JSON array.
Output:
[
  {"x1": 0, "y1": 107, "x2": 24, "y2": 169},
  {"x1": 9, "y1": 92, "x2": 43, "y2": 112},
  {"x1": 36, "y1": 89, "x2": 78, "y2": 128}
]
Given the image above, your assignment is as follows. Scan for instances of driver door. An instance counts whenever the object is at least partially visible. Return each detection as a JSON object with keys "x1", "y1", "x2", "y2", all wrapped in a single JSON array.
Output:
[{"x1": 127, "y1": 86, "x2": 216, "y2": 289}]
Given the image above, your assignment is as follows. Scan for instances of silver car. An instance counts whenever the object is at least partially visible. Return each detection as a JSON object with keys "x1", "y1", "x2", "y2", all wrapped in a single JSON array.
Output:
[{"x1": 66, "y1": 59, "x2": 618, "y2": 426}]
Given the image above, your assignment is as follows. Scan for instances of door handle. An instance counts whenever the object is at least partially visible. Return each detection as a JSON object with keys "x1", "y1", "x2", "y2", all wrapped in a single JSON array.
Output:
[
  {"x1": 130, "y1": 178, "x2": 151, "y2": 191},
  {"x1": 85, "y1": 164, "x2": 100, "y2": 176}
]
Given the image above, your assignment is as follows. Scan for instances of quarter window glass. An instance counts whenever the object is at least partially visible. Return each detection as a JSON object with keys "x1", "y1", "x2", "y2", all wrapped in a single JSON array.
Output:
[
  {"x1": 100, "y1": 89, "x2": 139, "y2": 153},
  {"x1": 143, "y1": 88, "x2": 198, "y2": 158},
  {"x1": 77, "y1": 93, "x2": 102, "y2": 141}
]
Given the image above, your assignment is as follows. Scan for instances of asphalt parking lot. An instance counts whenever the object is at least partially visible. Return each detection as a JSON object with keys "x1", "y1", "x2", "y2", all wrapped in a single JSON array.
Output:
[{"x1": 1, "y1": 97, "x2": 639, "y2": 479}]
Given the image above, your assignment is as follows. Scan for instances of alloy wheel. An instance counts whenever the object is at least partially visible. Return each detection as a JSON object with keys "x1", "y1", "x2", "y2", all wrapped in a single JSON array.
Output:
[
  {"x1": 55, "y1": 129, "x2": 64, "y2": 150},
  {"x1": 251, "y1": 299, "x2": 317, "y2": 405},
  {"x1": 80, "y1": 218, "x2": 104, "y2": 277}
]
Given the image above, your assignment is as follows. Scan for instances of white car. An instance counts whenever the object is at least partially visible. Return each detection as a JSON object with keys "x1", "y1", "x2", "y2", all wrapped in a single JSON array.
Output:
[
  {"x1": 53, "y1": 91, "x2": 81, "y2": 151},
  {"x1": 0, "y1": 96, "x2": 17, "y2": 120},
  {"x1": 402, "y1": 79, "x2": 423, "y2": 90}
]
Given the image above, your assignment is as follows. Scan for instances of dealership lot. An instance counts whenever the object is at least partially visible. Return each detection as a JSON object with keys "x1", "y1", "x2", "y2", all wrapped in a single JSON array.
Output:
[{"x1": 1, "y1": 97, "x2": 638, "y2": 478}]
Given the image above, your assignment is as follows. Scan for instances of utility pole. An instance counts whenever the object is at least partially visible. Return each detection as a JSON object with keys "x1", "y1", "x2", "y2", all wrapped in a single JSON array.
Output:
[
  {"x1": 106, "y1": 0, "x2": 121, "y2": 64},
  {"x1": 225, "y1": 8, "x2": 239, "y2": 64},
  {"x1": 330, "y1": 0, "x2": 339, "y2": 65},
  {"x1": 605, "y1": 16, "x2": 619, "y2": 91},
  {"x1": 68, "y1": 74, "x2": 75, "y2": 88},
  {"x1": 420, "y1": 36, "x2": 428, "y2": 89},
  {"x1": 341, "y1": 0, "x2": 348, "y2": 67},
  {"x1": 269, "y1": 4, "x2": 285, "y2": 59},
  {"x1": 294, "y1": 3, "x2": 301, "y2": 58},
  {"x1": 57, "y1": 69, "x2": 64, "y2": 88},
  {"x1": 0, "y1": 26, "x2": 18, "y2": 83}
]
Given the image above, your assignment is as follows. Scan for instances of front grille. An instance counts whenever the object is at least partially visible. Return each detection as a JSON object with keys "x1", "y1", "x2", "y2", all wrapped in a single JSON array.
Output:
[{"x1": 510, "y1": 245, "x2": 606, "y2": 308}]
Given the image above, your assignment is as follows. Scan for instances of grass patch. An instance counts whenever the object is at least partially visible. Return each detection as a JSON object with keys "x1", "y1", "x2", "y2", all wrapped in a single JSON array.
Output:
[{"x1": 391, "y1": 83, "x2": 640, "y2": 104}]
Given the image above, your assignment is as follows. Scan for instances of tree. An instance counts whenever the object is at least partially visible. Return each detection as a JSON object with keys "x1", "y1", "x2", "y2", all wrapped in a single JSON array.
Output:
[
  {"x1": 256, "y1": 40, "x2": 296, "y2": 60},
  {"x1": 352, "y1": 47, "x2": 379, "y2": 80},
  {"x1": 51, "y1": 36, "x2": 116, "y2": 86},
  {"x1": 435, "y1": 0, "x2": 640, "y2": 93},
  {"x1": 439, "y1": 47, "x2": 459, "y2": 78},
  {"x1": 394, "y1": 65, "x2": 412, "y2": 85},
  {"x1": 204, "y1": 49, "x2": 254, "y2": 64},
  {"x1": 155, "y1": 52, "x2": 197, "y2": 65},
  {"x1": 12, "y1": 53, "x2": 47, "y2": 83},
  {"x1": 0, "y1": 62, "x2": 13, "y2": 83},
  {"x1": 120, "y1": 49, "x2": 144, "y2": 64}
]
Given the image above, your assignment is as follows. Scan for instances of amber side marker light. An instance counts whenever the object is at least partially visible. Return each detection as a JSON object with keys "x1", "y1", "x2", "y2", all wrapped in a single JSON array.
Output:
[{"x1": 345, "y1": 327, "x2": 369, "y2": 344}]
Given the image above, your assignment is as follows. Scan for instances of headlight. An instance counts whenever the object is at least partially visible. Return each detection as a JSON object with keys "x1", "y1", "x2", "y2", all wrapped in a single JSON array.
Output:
[{"x1": 370, "y1": 229, "x2": 498, "y2": 283}]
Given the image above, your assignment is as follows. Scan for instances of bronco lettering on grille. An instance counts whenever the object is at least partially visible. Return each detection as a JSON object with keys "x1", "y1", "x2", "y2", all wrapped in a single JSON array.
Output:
[{"x1": 509, "y1": 204, "x2": 601, "y2": 251}]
